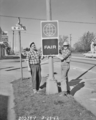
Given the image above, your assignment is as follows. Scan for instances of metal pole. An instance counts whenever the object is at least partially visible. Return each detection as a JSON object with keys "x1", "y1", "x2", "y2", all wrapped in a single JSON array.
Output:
[
  {"x1": 12, "y1": 30, "x2": 14, "y2": 54},
  {"x1": 46, "y1": 0, "x2": 52, "y2": 20},
  {"x1": 18, "y1": 17, "x2": 23, "y2": 80},
  {"x1": 19, "y1": 30, "x2": 23, "y2": 80},
  {"x1": 46, "y1": 0, "x2": 58, "y2": 94},
  {"x1": 46, "y1": 0, "x2": 54, "y2": 80},
  {"x1": 70, "y1": 34, "x2": 72, "y2": 47}
]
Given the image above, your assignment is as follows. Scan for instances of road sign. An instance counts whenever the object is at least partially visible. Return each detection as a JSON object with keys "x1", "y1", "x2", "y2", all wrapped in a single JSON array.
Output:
[
  {"x1": 11, "y1": 18, "x2": 26, "y2": 80},
  {"x1": 41, "y1": 20, "x2": 59, "y2": 38},
  {"x1": 0, "y1": 35, "x2": 8, "y2": 42},
  {"x1": 12, "y1": 26, "x2": 26, "y2": 31},
  {"x1": 42, "y1": 39, "x2": 58, "y2": 55},
  {"x1": 41, "y1": 20, "x2": 59, "y2": 56}
]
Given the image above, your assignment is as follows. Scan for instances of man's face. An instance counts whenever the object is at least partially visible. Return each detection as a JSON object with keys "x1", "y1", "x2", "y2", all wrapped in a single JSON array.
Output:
[
  {"x1": 63, "y1": 45, "x2": 68, "y2": 50},
  {"x1": 31, "y1": 43, "x2": 36, "y2": 50}
]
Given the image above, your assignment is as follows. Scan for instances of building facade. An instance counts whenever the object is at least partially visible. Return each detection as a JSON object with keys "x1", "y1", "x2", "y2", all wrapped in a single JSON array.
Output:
[
  {"x1": 0, "y1": 43, "x2": 5, "y2": 59},
  {"x1": 0, "y1": 28, "x2": 8, "y2": 58}
]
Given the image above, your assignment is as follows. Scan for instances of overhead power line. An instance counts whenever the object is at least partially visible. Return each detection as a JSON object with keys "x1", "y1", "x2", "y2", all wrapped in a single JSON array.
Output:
[
  {"x1": 0, "y1": 14, "x2": 96, "y2": 25},
  {"x1": 59, "y1": 20, "x2": 96, "y2": 25},
  {"x1": 0, "y1": 14, "x2": 45, "y2": 20}
]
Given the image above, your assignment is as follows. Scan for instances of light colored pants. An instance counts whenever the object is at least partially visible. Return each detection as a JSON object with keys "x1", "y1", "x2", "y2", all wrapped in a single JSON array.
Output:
[{"x1": 61, "y1": 64, "x2": 70, "y2": 92}]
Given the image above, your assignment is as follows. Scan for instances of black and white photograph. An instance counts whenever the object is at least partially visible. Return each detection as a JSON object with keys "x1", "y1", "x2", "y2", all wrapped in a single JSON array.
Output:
[{"x1": 0, "y1": 0, "x2": 96, "y2": 120}]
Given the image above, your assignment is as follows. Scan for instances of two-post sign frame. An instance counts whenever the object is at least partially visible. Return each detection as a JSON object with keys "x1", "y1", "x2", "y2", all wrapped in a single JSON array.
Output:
[{"x1": 41, "y1": 20, "x2": 59, "y2": 56}]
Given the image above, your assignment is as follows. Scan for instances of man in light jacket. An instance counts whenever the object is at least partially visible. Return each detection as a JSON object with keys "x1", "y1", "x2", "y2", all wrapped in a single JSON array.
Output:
[{"x1": 57, "y1": 41, "x2": 71, "y2": 96}]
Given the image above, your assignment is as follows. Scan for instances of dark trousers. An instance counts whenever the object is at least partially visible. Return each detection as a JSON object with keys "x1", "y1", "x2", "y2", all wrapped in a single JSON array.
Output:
[{"x1": 30, "y1": 64, "x2": 41, "y2": 90}]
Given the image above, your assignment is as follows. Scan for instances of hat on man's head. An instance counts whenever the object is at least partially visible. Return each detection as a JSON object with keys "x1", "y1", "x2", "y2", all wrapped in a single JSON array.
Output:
[
  {"x1": 63, "y1": 41, "x2": 69, "y2": 46},
  {"x1": 30, "y1": 42, "x2": 35, "y2": 48}
]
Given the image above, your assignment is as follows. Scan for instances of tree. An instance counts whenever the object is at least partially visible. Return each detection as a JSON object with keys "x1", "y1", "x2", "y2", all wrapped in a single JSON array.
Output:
[
  {"x1": 6, "y1": 47, "x2": 11, "y2": 55},
  {"x1": 0, "y1": 27, "x2": 2, "y2": 34},
  {"x1": 74, "y1": 32, "x2": 96, "y2": 52}
]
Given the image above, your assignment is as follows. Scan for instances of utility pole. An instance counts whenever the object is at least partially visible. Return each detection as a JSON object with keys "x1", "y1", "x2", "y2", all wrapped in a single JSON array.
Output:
[
  {"x1": 18, "y1": 17, "x2": 23, "y2": 80},
  {"x1": 11, "y1": 17, "x2": 26, "y2": 81},
  {"x1": 70, "y1": 34, "x2": 72, "y2": 47},
  {"x1": 46, "y1": 0, "x2": 52, "y2": 20},
  {"x1": 46, "y1": 0, "x2": 53, "y2": 79},
  {"x1": 46, "y1": 0, "x2": 58, "y2": 94},
  {"x1": 12, "y1": 30, "x2": 14, "y2": 54}
]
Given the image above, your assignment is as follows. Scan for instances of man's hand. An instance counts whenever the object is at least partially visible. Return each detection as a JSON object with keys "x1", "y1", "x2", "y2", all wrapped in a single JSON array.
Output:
[
  {"x1": 56, "y1": 54, "x2": 63, "y2": 60},
  {"x1": 41, "y1": 56, "x2": 44, "y2": 60}
]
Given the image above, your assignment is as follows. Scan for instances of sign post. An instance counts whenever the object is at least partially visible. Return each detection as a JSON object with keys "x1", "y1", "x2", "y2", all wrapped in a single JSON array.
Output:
[
  {"x1": 11, "y1": 17, "x2": 26, "y2": 80},
  {"x1": 41, "y1": 0, "x2": 59, "y2": 94},
  {"x1": 11, "y1": 29, "x2": 14, "y2": 54},
  {"x1": 18, "y1": 30, "x2": 23, "y2": 80}
]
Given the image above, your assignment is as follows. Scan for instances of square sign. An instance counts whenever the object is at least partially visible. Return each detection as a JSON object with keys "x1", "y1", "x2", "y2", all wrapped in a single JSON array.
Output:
[
  {"x1": 41, "y1": 20, "x2": 59, "y2": 38},
  {"x1": 41, "y1": 20, "x2": 59, "y2": 56},
  {"x1": 42, "y1": 39, "x2": 58, "y2": 55}
]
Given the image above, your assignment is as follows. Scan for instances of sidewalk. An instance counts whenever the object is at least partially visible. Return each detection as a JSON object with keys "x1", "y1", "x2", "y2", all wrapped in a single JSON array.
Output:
[
  {"x1": 0, "y1": 59, "x2": 31, "y2": 120},
  {"x1": 74, "y1": 78, "x2": 96, "y2": 116}
]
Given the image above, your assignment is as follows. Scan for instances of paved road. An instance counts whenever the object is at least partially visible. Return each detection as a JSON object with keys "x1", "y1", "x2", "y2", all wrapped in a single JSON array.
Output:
[{"x1": 0, "y1": 55, "x2": 96, "y2": 118}]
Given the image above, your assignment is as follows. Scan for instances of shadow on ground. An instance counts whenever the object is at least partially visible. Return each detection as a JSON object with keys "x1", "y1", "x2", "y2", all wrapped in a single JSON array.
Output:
[
  {"x1": 0, "y1": 54, "x2": 26, "y2": 60},
  {"x1": 0, "y1": 66, "x2": 14, "y2": 70},
  {"x1": 0, "y1": 55, "x2": 19, "y2": 60},
  {"x1": 6, "y1": 66, "x2": 27, "y2": 71},
  {"x1": 69, "y1": 64, "x2": 96, "y2": 96}
]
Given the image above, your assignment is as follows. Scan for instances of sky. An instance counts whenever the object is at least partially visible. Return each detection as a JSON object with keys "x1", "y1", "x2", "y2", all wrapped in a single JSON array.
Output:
[{"x1": 0, "y1": 0, "x2": 96, "y2": 50}]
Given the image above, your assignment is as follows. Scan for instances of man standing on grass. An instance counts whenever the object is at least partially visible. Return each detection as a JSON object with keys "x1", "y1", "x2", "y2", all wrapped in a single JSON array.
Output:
[
  {"x1": 57, "y1": 41, "x2": 71, "y2": 96},
  {"x1": 26, "y1": 42, "x2": 42, "y2": 94}
]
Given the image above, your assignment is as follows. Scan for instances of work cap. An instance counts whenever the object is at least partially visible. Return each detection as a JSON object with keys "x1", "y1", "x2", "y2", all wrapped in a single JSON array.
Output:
[
  {"x1": 63, "y1": 41, "x2": 69, "y2": 46},
  {"x1": 30, "y1": 42, "x2": 35, "y2": 48}
]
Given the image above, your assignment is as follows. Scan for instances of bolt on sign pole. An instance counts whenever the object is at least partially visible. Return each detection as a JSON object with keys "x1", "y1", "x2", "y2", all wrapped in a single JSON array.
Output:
[
  {"x1": 46, "y1": 0, "x2": 58, "y2": 94},
  {"x1": 18, "y1": 17, "x2": 23, "y2": 80}
]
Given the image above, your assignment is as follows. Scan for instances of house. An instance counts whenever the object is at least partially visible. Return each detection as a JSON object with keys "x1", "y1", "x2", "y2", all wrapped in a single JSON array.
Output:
[
  {"x1": 0, "y1": 28, "x2": 8, "y2": 58},
  {"x1": 0, "y1": 42, "x2": 5, "y2": 59}
]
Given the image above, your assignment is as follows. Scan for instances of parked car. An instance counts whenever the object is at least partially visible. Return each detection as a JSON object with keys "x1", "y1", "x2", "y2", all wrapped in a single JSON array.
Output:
[
  {"x1": 83, "y1": 51, "x2": 96, "y2": 58},
  {"x1": 92, "y1": 52, "x2": 96, "y2": 58}
]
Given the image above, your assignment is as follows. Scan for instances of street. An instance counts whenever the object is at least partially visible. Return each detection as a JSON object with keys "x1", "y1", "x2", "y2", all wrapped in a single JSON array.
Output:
[{"x1": 0, "y1": 54, "x2": 96, "y2": 119}]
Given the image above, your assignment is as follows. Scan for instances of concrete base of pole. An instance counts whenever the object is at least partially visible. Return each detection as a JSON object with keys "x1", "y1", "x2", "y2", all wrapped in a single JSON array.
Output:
[{"x1": 46, "y1": 78, "x2": 58, "y2": 94}]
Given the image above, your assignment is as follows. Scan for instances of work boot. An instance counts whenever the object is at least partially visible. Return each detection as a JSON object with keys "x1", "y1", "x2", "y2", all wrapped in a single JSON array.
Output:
[
  {"x1": 59, "y1": 91, "x2": 67, "y2": 96},
  {"x1": 67, "y1": 90, "x2": 70, "y2": 94},
  {"x1": 37, "y1": 88, "x2": 44, "y2": 94}
]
